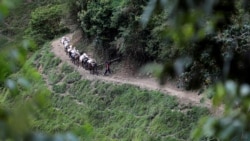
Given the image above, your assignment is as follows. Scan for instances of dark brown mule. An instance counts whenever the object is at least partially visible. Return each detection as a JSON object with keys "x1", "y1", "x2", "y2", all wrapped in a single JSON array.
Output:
[
  {"x1": 70, "y1": 53, "x2": 80, "y2": 66},
  {"x1": 73, "y1": 54, "x2": 80, "y2": 66},
  {"x1": 82, "y1": 58, "x2": 89, "y2": 70},
  {"x1": 87, "y1": 62, "x2": 98, "y2": 75}
]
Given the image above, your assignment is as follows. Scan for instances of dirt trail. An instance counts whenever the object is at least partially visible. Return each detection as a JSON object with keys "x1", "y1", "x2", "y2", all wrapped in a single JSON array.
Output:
[{"x1": 51, "y1": 33, "x2": 214, "y2": 110}]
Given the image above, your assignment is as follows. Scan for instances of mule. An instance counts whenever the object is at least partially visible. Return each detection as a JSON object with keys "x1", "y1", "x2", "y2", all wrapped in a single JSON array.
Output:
[
  {"x1": 79, "y1": 53, "x2": 89, "y2": 69},
  {"x1": 87, "y1": 59, "x2": 98, "y2": 75},
  {"x1": 70, "y1": 51, "x2": 80, "y2": 66},
  {"x1": 67, "y1": 45, "x2": 73, "y2": 57},
  {"x1": 88, "y1": 62, "x2": 98, "y2": 75},
  {"x1": 64, "y1": 43, "x2": 70, "y2": 55}
]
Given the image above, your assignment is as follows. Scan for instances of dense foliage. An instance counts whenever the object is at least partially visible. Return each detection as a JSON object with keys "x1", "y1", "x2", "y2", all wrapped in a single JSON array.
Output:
[
  {"x1": 0, "y1": 0, "x2": 65, "y2": 47},
  {"x1": 141, "y1": 0, "x2": 250, "y2": 140},
  {"x1": 0, "y1": 1, "x2": 78, "y2": 140},
  {"x1": 66, "y1": 0, "x2": 250, "y2": 91},
  {"x1": 26, "y1": 4, "x2": 69, "y2": 45},
  {"x1": 69, "y1": 0, "x2": 170, "y2": 62}
]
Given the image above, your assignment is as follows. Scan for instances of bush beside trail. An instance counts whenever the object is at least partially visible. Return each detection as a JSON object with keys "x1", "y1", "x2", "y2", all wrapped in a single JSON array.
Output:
[{"x1": 26, "y1": 4, "x2": 69, "y2": 45}]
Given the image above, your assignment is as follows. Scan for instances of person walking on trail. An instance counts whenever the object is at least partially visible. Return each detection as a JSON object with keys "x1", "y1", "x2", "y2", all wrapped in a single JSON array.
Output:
[{"x1": 103, "y1": 61, "x2": 111, "y2": 76}]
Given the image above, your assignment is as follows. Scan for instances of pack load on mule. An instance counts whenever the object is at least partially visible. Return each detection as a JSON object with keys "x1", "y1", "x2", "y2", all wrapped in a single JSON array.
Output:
[
  {"x1": 61, "y1": 36, "x2": 70, "y2": 51},
  {"x1": 60, "y1": 36, "x2": 69, "y2": 45},
  {"x1": 79, "y1": 53, "x2": 89, "y2": 69},
  {"x1": 86, "y1": 58, "x2": 98, "y2": 74},
  {"x1": 69, "y1": 47, "x2": 80, "y2": 65},
  {"x1": 67, "y1": 45, "x2": 73, "y2": 56},
  {"x1": 70, "y1": 47, "x2": 77, "y2": 58}
]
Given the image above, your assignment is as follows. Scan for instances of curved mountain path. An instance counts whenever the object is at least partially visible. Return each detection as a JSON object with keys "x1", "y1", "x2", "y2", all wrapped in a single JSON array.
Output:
[{"x1": 51, "y1": 33, "x2": 219, "y2": 114}]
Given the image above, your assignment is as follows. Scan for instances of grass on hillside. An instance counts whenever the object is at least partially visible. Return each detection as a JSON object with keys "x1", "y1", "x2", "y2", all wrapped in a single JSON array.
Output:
[{"x1": 3, "y1": 42, "x2": 210, "y2": 141}]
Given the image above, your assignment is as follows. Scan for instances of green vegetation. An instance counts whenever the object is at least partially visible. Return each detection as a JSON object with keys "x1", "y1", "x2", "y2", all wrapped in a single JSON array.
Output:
[
  {"x1": 37, "y1": 43, "x2": 61, "y2": 74},
  {"x1": 0, "y1": 17, "x2": 77, "y2": 137},
  {"x1": 0, "y1": 0, "x2": 65, "y2": 47},
  {"x1": 66, "y1": 0, "x2": 250, "y2": 91},
  {"x1": 48, "y1": 70, "x2": 64, "y2": 85},
  {"x1": 35, "y1": 44, "x2": 209, "y2": 140},
  {"x1": 65, "y1": 71, "x2": 81, "y2": 84},
  {"x1": 61, "y1": 63, "x2": 74, "y2": 74},
  {"x1": 141, "y1": 0, "x2": 250, "y2": 140},
  {"x1": 52, "y1": 82, "x2": 67, "y2": 93},
  {"x1": 26, "y1": 4, "x2": 69, "y2": 45},
  {"x1": 0, "y1": 29, "x2": 208, "y2": 139},
  {"x1": 10, "y1": 42, "x2": 207, "y2": 140},
  {"x1": 2, "y1": 0, "x2": 250, "y2": 140}
]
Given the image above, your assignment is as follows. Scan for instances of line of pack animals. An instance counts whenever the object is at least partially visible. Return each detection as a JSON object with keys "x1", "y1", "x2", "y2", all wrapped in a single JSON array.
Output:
[{"x1": 60, "y1": 36, "x2": 99, "y2": 75}]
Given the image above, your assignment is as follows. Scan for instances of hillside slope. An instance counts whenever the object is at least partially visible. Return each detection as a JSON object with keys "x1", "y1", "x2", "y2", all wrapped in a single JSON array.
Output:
[{"x1": 51, "y1": 32, "x2": 217, "y2": 111}]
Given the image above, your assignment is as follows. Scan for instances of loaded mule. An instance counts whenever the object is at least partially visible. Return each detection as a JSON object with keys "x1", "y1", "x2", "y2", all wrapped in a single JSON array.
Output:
[
  {"x1": 86, "y1": 58, "x2": 98, "y2": 75},
  {"x1": 69, "y1": 48, "x2": 80, "y2": 66},
  {"x1": 79, "y1": 53, "x2": 89, "y2": 69}
]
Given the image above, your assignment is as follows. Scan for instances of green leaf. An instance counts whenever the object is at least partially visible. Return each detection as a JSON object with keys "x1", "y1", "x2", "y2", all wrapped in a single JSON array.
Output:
[
  {"x1": 203, "y1": 118, "x2": 216, "y2": 137},
  {"x1": 213, "y1": 82, "x2": 226, "y2": 106}
]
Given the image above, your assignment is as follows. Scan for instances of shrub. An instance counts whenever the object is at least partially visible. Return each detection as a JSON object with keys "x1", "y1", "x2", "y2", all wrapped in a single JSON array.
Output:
[
  {"x1": 68, "y1": 80, "x2": 90, "y2": 95},
  {"x1": 38, "y1": 44, "x2": 61, "y2": 74},
  {"x1": 43, "y1": 56, "x2": 61, "y2": 75},
  {"x1": 61, "y1": 63, "x2": 74, "y2": 74},
  {"x1": 52, "y1": 83, "x2": 67, "y2": 93},
  {"x1": 26, "y1": 4, "x2": 69, "y2": 45},
  {"x1": 34, "y1": 52, "x2": 42, "y2": 62},
  {"x1": 48, "y1": 71, "x2": 64, "y2": 85},
  {"x1": 65, "y1": 72, "x2": 81, "y2": 84}
]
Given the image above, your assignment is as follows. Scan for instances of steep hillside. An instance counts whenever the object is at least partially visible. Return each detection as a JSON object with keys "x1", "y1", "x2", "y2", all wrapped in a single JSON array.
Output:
[
  {"x1": 52, "y1": 32, "x2": 216, "y2": 109},
  {"x1": 28, "y1": 39, "x2": 210, "y2": 140}
]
